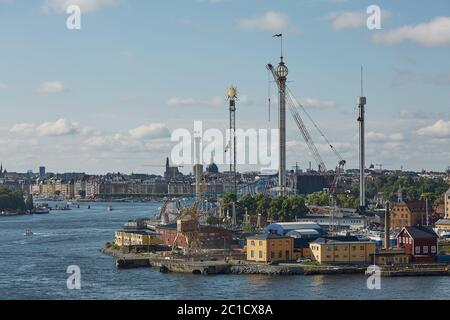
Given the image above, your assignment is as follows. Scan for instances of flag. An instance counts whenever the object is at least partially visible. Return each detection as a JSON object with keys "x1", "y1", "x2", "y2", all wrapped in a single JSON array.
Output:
[{"x1": 273, "y1": 34, "x2": 282, "y2": 37}]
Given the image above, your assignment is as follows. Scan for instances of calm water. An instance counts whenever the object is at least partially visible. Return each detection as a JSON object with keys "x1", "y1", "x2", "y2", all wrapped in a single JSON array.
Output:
[{"x1": 1, "y1": 201, "x2": 450, "y2": 300}]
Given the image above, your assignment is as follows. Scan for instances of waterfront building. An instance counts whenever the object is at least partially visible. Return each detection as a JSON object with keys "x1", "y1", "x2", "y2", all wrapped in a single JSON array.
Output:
[
  {"x1": 445, "y1": 188, "x2": 450, "y2": 219},
  {"x1": 115, "y1": 230, "x2": 163, "y2": 246},
  {"x1": 246, "y1": 233, "x2": 294, "y2": 263},
  {"x1": 391, "y1": 201, "x2": 428, "y2": 229},
  {"x1": 155, "y1": 224, "x2": 233, "y2": 249},
  {"x1": 309, "y1": 238, "x2": 376, "y2": 265},
  {"x1": 397, "y1": 226, "x2": 438, "y2": 263},
  {"x1": 370, "y1": 248, "x2": 410, "y2": 265}
]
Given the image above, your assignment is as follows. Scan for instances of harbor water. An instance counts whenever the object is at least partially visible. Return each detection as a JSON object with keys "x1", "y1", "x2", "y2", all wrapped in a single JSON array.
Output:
[{"x1": 1, "y1": 201, "x2": 450, "y2": 300}]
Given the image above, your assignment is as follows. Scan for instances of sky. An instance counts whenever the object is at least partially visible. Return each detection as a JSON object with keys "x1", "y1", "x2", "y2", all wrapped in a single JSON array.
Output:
[{"x1": 0, "y1": 0, "x2": 449, "y2": 175}]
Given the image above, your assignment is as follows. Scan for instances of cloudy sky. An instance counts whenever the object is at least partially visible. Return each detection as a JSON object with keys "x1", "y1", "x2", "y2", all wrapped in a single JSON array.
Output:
[{"x1": 0, "y1": 0, "x2": 449, "y2": 175}]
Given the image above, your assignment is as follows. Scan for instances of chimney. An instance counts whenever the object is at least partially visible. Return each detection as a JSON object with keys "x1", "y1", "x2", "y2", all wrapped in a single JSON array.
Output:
[{"x1": 384, "y1": 201, "x2": 390, "y2": 250}]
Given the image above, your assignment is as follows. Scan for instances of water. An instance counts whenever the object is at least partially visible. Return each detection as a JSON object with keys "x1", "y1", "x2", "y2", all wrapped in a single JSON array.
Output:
[{"x1": 1, "y1": 201, "x2": 450, "y2": 300}]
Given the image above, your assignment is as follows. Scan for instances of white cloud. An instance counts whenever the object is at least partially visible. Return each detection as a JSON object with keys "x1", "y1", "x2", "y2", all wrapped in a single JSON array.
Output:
[
  {"x1": 41, "y1": 0, "x2": 117, "y2": 14},
  {"x1": 37, "y1": 81, "x2": 65, "y2": 94},
  {"x1": 36, "y1": 119, "x2": 84, "y2": 136},
  {"x1": 10, "y1": 123, "x2": 36, "y2": 135},
  {"x1": 327, "y1": 10, "x2": 391, "y2": 31},
  {"x1": 128, "y1": 123, "x2": 170, "y2": 140},
  {"x1": 327, "y1": 11, "x2": 366, "y2": 30},
  {"x1": 367, "y1": 131, "x2": 405, "y2": 142},
  {"x1": 373, "y1": 16, "x2": 450, "y2": 47},
  {"x1": 166, "y1": 96, "x2": 237, "y2": 107},
  {"x1": 167, "y1": 97, "x2": 196, "y2": 107},
  {"x1": 237, "y1": 11, "x2": 290, "y2": 33},
  {"x1": 301, "y1": 98, "x2": 336, "y2": 109},
  {"x1": 418, "y1": 120, "x2": 450, "y2": 138}
]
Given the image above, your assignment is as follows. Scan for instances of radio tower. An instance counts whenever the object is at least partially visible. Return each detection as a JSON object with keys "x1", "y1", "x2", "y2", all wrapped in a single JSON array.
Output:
[{"x1": 358, "y1": 66, "x2": 367, "y2": 212}]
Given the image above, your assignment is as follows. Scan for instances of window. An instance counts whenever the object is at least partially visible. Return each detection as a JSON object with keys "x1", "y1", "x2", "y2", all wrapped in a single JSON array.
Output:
[
  {"x1": 360, "y1": 246, "x2": 364, "y2": 250},
  {"x1": 271, "y1": 251, "x2": 275, "y2": 259},
  {"x1": 285, "y1": 250, "x2": 290, "y2": 259},
  {"x1": 351, "y1": 246, "x2": 356, "y2": 251},
  {"x1": 259, "y1": 241, "x2": 262, "y2": 246},
  {"x1": 251, "y1": 240, "x2": 255, "y2": 246},
  {"x1": 431, "y1": 246, "x2": 437, "y2": 254},
  {"x1": 278, "y1": 251, "x2": 282, "y2": 258},
  {"x1": 250, "y1": 250, "x2": 254, "y2": 258},
  {"x1": 415, "y1": 246, "x2": 420, "y2": 254},
  {"x1": 423, "y1": 246, "x2": 428, "y2": 254},
  {"x1": 259, "y1": 251, "x2": 263, "y2": 258}
]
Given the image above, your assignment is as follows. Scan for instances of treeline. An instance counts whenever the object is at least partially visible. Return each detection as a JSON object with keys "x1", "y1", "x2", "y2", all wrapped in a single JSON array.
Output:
[
  {"x1": 0, "y1": 187, "x2": 33, "y2": 212},
  {"x1": 306, "y1": 174, "x2": 449, "y2": 208},
  {"x1": 220, "y1": 193, "x2": 309, "y2": 223}
]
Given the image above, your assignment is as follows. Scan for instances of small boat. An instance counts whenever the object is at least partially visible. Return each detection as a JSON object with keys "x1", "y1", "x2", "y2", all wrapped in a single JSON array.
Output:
[
  {"x1": 24, "y1": 229, "x2": 34, "y2": 236},
  {"x1": 33, "y1": 207, "x2": 50, "y2": 214},
  {"x1": 107, "y1": 206, "x2": 113, "y2": 212}
]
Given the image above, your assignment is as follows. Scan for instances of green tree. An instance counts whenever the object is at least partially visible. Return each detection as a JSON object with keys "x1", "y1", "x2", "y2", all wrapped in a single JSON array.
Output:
[{"x1": 25, "y1": 194, "x2": 34, "y2": 211}]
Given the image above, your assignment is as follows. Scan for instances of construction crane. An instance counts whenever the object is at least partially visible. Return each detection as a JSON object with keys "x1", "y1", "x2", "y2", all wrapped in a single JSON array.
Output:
[
  {"x1": 171, "y1": 200, "x2": 202, "y2": 254},
  {"x1": 266, "y1": 64, "x2": 346, "y2": 195}
]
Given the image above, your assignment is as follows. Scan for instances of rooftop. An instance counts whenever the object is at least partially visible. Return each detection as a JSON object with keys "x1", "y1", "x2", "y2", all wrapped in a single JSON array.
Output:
[
  {"x1": 401, "y1": 226, "x2": 438, "y2": 239},
  {"x1": 247, "y1": 233, "x2": 292, "y2": 240},
  {"x1": 311, "y1": 237, "x2": 375, "y2": 245}
]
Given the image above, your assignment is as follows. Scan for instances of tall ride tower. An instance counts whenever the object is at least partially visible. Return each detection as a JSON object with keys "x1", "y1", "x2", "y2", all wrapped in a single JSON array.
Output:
[
  {"x1": 274, "y1": 34, "x2": 288, "y2": 196},
  {"x1": 227, "y1": 86, "x2": 238, "y2": 199},
  {"x1": 358, "y1": 67, "x2": 367, "y2": 211}
]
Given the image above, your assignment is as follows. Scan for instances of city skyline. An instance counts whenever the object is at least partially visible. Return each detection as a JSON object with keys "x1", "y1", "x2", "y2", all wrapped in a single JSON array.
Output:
[{"x1": 0, "y1": 0, "x2": 449, "y2": 175}]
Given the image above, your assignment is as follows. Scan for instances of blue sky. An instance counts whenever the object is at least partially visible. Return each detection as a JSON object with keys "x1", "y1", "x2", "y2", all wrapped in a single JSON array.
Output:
[{"x1": 0, "y1": 0, "x2": 449, "y2": 174}]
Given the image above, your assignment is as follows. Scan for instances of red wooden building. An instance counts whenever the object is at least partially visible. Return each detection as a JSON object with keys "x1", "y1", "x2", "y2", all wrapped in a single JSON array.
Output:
[{"x1": 397, "y1": 226, "x2": 438, "y2": 263}]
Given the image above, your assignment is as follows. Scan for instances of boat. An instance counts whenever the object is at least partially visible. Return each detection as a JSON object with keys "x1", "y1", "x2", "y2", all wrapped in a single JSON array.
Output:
[
  {"x1": 107, "y1": 206, "x2": 113, "y2": 212},
  {"x1": 33, "y1": 207, "x2": 50, "y2": 214},
  {"x1": 24, "y1": 229, "x2": 34, "y2": 236}
]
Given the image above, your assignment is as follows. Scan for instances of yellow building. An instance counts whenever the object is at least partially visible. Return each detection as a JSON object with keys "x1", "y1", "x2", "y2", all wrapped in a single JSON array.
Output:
[
  {"x1": 435, "y1": 219, "x2": 450, "y2": 231},
  {"x1": 309, "y1": 238, "x2": 376, "y2": 265},
  {"x1": 246, "y1": 233, "x2": 294, "y2": 262},
  {"x1": 115, "y1": 230, "x2": 163, "y2": 247}
]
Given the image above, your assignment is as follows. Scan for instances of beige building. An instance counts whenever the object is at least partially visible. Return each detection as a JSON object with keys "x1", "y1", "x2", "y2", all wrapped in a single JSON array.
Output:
[
  {"x1": 310, "y1": 238, "x2": 376, "y2": 265},
  {"x1": 115, "y1": 230, "x2": 163, "y2": 247}
]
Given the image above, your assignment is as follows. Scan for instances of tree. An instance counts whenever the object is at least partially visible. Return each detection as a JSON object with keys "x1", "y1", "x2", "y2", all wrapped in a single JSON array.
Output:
[{"x1": 25, "y1": 194, "x2": 34, "y2": 211}]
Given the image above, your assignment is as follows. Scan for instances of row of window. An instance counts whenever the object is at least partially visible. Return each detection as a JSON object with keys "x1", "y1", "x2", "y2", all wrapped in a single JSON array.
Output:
[
  {"x1": 414, "y1": 246, "x2": 436, "y2": 254},
  {"x1": 250, "y1": 250, "x2": 290, "y2": 259}
]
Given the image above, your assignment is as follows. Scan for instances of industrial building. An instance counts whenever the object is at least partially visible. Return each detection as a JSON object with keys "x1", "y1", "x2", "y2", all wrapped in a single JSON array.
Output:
[
  {"x1": 309, "y1": 238, "x2": 376, "y2": 265},
  {"x1": 264, "y1": 222, "x2": 322, "y2": 236}
]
